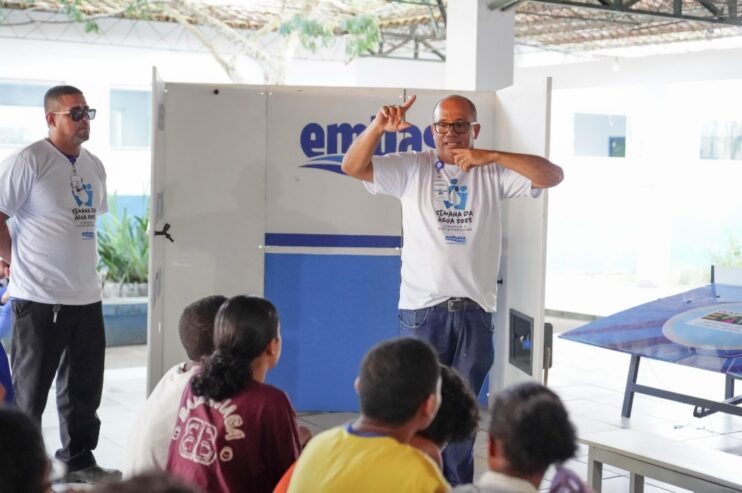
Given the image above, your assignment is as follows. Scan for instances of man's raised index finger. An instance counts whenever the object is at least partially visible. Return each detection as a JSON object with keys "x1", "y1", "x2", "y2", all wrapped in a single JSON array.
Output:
[{"x1": 401, "y1": 94, "x2": 417, "y2": 110}]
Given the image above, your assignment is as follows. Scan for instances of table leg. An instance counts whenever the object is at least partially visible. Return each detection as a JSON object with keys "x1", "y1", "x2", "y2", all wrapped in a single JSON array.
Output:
[
  {"x1": 622, "y1": 355, "x2": 641, "y2": 418},
  {"x1": 587, "y1": 447, "x2": 603, "y2": 493},
  {"x1": 726, "y1": 374, "x2": 735, "y2": 400},
  {"x1": 629, "y1": 472, "x2": 644, "y2": 493}
]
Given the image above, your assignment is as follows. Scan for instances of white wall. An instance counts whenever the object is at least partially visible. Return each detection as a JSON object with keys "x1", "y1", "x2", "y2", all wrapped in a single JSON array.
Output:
[
  {"x1": 515, "y1": 45, "x2": 742, "y2": 88},
  {"x1": 521, "y1": 49, "x2": 742, "y2": 315}
]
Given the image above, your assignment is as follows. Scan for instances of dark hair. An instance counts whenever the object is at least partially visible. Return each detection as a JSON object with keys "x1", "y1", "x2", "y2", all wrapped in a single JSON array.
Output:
[
  {"x1": 91, "y1": 470, "x2": 202, "y2": 493},
  {"x1": 178, "y1": 295, "x2": 227, "y2": 361},
  {"x1": 190, "y1": 295, "x2": 279, "y2": 401},
  {"x1": 433, "y1": 95, "x2": 478, "y2": 121},
  {"x1": 418, "y1": 365, "x2": 479, "y2": 446},
  {"x1": 0, "y1": 407, "x2": 48, "y2": 493},
  {"x1": 44, "y1": 85, "x2": 83, "y2": 113},
  {"x1": 359, "y1": 337, "x2": 440, "y2": 426},
  {"x1": 489, "y1": 382, "x2": 577, "y2": 476}
]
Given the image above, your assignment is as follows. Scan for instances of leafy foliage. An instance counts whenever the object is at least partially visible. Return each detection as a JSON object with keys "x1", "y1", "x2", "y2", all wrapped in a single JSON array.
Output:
[
  {"x1": 712, "y1": 235, "x2": 742, "y2": 268},
  {"x1": 59, "y1": 0, "x2": 99, "y2": 33},
  {"x1": 2, "y1": 0, "x2": 383, "y2": 81},
  {"x1": 279, "y1": 14, "x2": 333, "y2": 51},
  {"x1": 278, "y1": 11, "x2": 380, "y2": 59},
  {"x1": 97, "y1": 196, "x2": 149, "y2": 284},
  {"x1": 340, "y1": 14, "x2": 381, "y2": 59}
]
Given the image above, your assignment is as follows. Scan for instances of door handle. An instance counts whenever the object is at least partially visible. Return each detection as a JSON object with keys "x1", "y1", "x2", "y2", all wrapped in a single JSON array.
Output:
[{"x1": 154, "y1": 223, "x2": 174, "y2": 243}]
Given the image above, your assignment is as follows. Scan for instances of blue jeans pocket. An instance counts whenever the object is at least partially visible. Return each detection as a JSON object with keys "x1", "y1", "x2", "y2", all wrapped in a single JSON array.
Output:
[
  {"x1": 478, "y1": 310, "x2": 494, "y2": 333},
  {"x1": 399, "y1": 308, "x2": 431, "y2": 330}
]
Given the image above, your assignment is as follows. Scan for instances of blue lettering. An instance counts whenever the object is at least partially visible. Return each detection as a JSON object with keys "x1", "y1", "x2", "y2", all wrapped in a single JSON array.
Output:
[
  {"x1": 374, "y1": 131, "x2": 398, "y2": 156},
  {"x1": 327, "y1": 123, "x2": 366, "y2": 155},
  {"x1": 300, "y1": 123, "x2": 325, "y2": 157},
  {"x1": 398, "y1": 126, "x2": 422, "y2": 152},
  {"x1": 423, "y1": 125, "x2": 435, "y2": 149},
  {"x1": 299, "y1": 121, "x2": 434, "y2": 160}
]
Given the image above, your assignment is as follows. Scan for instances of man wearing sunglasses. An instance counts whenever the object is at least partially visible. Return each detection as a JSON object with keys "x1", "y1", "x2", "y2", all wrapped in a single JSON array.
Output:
[
  {"x1": 0, "y1": 85, "x2": 120, "y2": 483},
  {"x1": 341, "y1": 94, "x2": 563, "y2": 486}
]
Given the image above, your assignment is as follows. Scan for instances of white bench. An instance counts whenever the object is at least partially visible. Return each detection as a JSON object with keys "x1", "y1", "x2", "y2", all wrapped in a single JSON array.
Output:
[{"x1": 580, "y1": 429, "x2": 742, "y2": 493}]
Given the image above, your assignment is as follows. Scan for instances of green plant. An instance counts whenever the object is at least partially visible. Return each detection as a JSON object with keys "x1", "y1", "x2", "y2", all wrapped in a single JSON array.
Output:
[
  {"x1": 97, "y1": 196, "x2": 149, "y2": 284},
  {"x1": 712, "y1": 235, "x2": 742, "y2": 269}
]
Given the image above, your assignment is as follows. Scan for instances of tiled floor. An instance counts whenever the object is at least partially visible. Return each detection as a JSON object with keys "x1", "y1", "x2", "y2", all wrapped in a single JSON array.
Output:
[{"x1": 40, "y1": 316, "x2": 742, "y2": 491}]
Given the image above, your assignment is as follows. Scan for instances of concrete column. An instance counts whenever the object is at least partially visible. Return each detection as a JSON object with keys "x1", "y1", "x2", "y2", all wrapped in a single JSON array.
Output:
[{"x1": 445, "y1": 0, "x2": 515, "y2": 92}]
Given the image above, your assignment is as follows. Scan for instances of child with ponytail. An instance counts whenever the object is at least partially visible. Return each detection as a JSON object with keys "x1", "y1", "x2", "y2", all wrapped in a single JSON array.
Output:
[{"x1": 166, "y1": 295, "x2": 303, "y2": 493}]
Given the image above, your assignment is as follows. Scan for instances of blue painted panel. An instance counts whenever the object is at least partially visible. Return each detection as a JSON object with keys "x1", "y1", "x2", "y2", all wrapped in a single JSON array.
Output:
[
  {"x1": 102, "y1": 302, "x2": 147, "y2": 347},
  {"x1": 265, "y1": 253, "x2": 401, "y2": 411},
  {"x1": 265, "y1": 233, "x2": 401, "y2": 249}
]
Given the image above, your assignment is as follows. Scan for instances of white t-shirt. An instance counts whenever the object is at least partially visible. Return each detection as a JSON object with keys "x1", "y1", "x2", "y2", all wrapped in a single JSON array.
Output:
[
  {"x1": 0, "y1": 139, "x2": 108, "y2": 305},
  {"x1": 123, "y1": 362, "x2": 196, "y2": 478},
  {"x1": 366, "y1": 149, "x2": 534, "y2": 312}
]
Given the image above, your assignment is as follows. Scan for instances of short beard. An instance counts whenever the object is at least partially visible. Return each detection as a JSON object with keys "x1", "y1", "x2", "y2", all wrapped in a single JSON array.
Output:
[{"x1": 75, "y1": 129, "x2": 90, "y2": 144}]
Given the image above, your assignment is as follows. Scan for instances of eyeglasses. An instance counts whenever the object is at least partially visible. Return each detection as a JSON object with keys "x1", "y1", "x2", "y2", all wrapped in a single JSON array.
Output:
[
  {"x1": 432, "y1": 121, "x2": 478, "y2": 134},
  {"x1": 51, "y1": 106, "x2": 96, "y2": 122}
]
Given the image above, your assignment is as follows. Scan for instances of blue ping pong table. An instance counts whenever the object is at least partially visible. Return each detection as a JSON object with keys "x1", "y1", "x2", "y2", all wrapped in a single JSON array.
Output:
[{"x1": 561, "y1": 283, "x2": 742, "y2": 418}]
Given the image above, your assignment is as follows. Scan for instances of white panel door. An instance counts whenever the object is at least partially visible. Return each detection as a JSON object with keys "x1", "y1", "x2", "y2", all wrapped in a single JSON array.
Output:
[
  {"x1": 147, "y1": 82, "x2": 267, "y2": 393},
  {"x1": 492, "y1": 78, "x2": 553, "y2": 394}
]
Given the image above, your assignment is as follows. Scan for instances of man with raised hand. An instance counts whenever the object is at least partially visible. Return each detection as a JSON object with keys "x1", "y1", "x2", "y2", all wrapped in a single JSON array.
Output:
[
  {"x1": 341, "y1": 93, "x2": 563, "y2": 485},
  {"x1": 0, "y1": 85, "x2": 119, "y2": 484}
]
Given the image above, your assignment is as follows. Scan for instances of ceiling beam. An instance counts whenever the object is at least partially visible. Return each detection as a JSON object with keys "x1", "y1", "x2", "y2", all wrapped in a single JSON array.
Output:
[
  {"x1": 490, "y1": 0, "x2": 742, "y2": 25},
  {"x1": 436, "y1": 0, "x2": 447, "y2": 25}
]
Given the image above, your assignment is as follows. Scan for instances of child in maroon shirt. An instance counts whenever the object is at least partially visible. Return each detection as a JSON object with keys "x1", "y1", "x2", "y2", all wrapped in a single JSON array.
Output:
[{"x1": 167, "y1": 296, "x2": 302, "y2": 493}]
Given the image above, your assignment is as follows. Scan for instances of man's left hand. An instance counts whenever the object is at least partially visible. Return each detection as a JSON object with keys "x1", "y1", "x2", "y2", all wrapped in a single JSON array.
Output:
[{"x1": 451, "y1": 148, "x2": 494, "y2": 172}]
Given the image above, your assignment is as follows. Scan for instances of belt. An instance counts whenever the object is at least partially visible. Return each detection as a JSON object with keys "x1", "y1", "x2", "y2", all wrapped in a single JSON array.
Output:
[{"x1": 431, "y1": 297, "x2": 483, "y2": 312}]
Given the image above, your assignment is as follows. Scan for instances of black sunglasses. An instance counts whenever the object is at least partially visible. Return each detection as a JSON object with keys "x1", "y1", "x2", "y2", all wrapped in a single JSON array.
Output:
[{"x1": 52, "y1": 106, "x2": 97, "y2": 122}]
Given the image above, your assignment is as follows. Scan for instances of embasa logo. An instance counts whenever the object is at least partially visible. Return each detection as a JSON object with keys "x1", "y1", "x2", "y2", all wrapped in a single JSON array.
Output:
[{"x1": 300, "y1": 118, "x2": 435, "y2": 175}]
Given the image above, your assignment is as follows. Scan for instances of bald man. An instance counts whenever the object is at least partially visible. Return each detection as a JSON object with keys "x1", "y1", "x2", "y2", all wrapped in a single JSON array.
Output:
[{"x1": 341, "y1": 94, "x2": 563, "y2": 485}]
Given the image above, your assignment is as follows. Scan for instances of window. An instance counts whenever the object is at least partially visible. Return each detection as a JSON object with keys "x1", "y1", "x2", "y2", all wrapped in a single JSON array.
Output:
[
  {"x1": 110, "y1": 89, "x2": 151, "y2": 148},
  {"x1": 700, "y1": 120, "x2": 742, "y2": 160},
  {"x1": 573, "y1": 113, "x2": 627, "y2": 158},
  {"x1": 0, "y1": 82, "x2": 49, "y2": 146}
]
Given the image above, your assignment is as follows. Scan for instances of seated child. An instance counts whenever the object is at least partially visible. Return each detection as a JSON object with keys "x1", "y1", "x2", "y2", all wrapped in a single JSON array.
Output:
[
  {"x1": 0, "y1": 406, "x2": 54, "y2": 493},
  {"x1": 452, "y1": 382, "x2": 582, "y2": 493},
  {"x1": 287, "y1": 337, "x2": 449, "y2": 493},
  {"x1": 166, "y1": 295, "x2": 303, "y2": 493},
  {"x1": 410, "y1": 364, "x2": 480, "y2": 468},
  {"x1": 124, "y1": 295, "x2": 226, "y2": 477}
]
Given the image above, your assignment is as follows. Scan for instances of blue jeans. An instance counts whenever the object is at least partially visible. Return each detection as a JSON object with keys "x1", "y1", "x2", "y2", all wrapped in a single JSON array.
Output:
[{"x1": 399, "y1": 301, "x2": 494, "y2": 486}]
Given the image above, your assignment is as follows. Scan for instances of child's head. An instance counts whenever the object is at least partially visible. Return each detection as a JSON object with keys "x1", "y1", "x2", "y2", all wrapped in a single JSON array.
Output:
[
  {"x1": 213, "y1": 295, "x2": 280, "y2": 359},
  {"x1": 178, "y1": 295, "x2": 227, "y2": 362},
  {"x1": 0, "y1": 407, "x2": 50, "y2": 493},
  {"x1": 488, "y1": 382, "x2": 576, "y2": 479},
  {"x1": 191, "y1": 295, "x2": 281, "y2": 401},
  {"x1": 417, "y1": 365, "x2": 480, "y2": 448},
  {"x1": 358, "y1": 337, "x2": 441, "y2": 428}
]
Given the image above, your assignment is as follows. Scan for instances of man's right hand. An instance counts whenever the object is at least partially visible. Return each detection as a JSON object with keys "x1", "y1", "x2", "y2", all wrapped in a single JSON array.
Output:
[
  {"x1": 342, "y1": 95, "x2": 417, "y2": 182},
  {"x1": 0, "y1": 260, "x2": 9, "y2": 279},
  {"x1": 372, "y1": 94, "x2": 417, "y2": 133}
]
